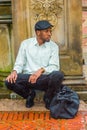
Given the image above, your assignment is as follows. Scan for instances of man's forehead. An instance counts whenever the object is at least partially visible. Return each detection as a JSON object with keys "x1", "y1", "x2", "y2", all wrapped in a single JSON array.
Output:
[{"x1": 39, "y1": 27, "x2": 52, "y2": 32}]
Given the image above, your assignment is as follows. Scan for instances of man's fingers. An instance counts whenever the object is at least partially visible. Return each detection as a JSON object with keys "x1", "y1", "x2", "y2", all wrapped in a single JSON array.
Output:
[
  {"x1": 29, "y1": 74, "x2": 37, "y2": 83},
  {"x1": 12, "y1": 74, "x2": 17, "y2": 83},
  {"x1": 6, "y1": 75, "x2": 11, "y2": 82},
  {"x1": 6, "y1": 73, "x2": 17, "y2": 83}
]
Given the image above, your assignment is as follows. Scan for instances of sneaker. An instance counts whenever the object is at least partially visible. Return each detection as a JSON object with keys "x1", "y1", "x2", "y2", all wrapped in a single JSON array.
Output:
[{"x1": 26, "y1": 91, "x2": 36, "y2": 108}]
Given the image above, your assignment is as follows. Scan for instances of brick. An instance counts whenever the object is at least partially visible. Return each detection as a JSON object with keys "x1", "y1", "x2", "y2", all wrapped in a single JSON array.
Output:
[{"x1": 0, "y1": 111, "x2": 86, "y2": 129}]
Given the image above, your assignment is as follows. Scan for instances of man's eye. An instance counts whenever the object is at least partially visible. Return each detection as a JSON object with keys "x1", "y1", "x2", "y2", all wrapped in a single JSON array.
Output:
[{"x1": 46, "y1": 30, "x2": 52, "y2": 33}]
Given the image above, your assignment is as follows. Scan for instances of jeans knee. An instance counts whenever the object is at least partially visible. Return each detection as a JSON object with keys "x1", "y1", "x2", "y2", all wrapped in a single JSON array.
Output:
[
  {"x1": 50, "y1": 71, "x2": 64, "y2": 80},
  {"x1": 57, "y1": 71, "x2": 64, "y2": 80}
]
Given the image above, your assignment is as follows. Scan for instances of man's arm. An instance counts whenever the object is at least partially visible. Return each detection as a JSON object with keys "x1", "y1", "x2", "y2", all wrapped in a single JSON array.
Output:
[
  {"x1": 6, "y1": 41, "x2": 26, "y2": 83},
  {"x1": 13, "y1": 41, "x2": 26, "y2": 73}
]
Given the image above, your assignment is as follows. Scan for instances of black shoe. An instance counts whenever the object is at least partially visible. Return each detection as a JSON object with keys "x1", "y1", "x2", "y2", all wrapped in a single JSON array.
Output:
[
  {"x1": 45, "y1": 99, "x2": 50, "y2": 109},
  {"x1": 43, "y1": 95, "x2": 51, "y2": 110},
  {"x1": 26, "y1": 91, "x2": 36, "y2": 108}
]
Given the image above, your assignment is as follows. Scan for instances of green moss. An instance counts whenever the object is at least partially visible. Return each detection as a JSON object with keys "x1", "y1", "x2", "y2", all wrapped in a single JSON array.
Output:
[
  {"x1": 0, "y1": 81, "x2": 4, "y2": 87},
  {"x1": 0, "y1": 64, "x2": 12, "y2": 73}
]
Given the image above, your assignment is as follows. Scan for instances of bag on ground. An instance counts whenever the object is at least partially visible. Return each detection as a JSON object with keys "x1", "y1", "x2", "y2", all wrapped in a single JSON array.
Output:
[{"x1": 50, "y1": 85, "x2": 80, "y2": 119}]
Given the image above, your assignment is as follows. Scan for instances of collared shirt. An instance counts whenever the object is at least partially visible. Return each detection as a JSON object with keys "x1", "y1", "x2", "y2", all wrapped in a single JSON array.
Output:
[{"x1": 13, "y1": 37, "x2": 60, "y2": 74}]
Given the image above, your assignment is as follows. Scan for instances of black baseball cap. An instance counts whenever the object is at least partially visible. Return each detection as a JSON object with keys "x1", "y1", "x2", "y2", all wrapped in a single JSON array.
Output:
[{"x1": 35, "y1": 20, "x2": 53, "y2": 31}]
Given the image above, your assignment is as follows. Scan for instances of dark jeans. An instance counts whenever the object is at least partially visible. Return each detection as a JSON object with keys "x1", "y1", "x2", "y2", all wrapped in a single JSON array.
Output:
[{"x1": 5, "y1": 71, "x2": 64, "y2": 100}]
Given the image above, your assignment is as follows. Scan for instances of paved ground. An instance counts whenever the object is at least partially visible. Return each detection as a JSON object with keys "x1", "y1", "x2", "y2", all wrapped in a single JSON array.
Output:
[{"x1": 0, "y1": 111, "x2": 86, "y2": 129}]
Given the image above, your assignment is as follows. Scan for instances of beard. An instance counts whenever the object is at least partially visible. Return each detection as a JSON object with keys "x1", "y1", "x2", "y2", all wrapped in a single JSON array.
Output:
[
  {"x1": 46, "y1": 39, "x2": 50, "y2": 42},
  {"x1": 42, "y1": 38, "x2": 50, "y2": 43}
]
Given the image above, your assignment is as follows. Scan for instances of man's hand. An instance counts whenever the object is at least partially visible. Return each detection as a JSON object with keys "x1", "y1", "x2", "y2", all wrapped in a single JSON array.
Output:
[
  {"x1": 6, "y1": 70, "x2": 17, "y2": 83},
  {"x1": 29, "y1": 68, "x2": 45, "y2": 83}
]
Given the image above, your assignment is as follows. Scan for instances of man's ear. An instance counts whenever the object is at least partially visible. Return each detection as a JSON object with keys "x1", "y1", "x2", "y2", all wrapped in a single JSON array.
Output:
[{"x1": 36, "y1": 30, "x2": 41, "y2": 36}]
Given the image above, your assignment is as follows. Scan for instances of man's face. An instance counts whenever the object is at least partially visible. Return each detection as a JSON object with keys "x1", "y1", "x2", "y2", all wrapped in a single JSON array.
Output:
[{"x1": 36, "y1": 28, "x2": 52, "y2": 43}]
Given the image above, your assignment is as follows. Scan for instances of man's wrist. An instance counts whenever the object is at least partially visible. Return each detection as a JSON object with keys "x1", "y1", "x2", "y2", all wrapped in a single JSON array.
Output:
[
  {"x1": 11, "y1": 70, "x2": 17, "y2": 74},
  {"x1": 40, "y1": 67, "x2": 45, "y2": 73}
]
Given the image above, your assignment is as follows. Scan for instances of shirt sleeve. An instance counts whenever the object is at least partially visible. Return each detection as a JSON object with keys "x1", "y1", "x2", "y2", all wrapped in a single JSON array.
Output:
[
  {"x1": 44, "y1": 43, "x2": 60, "y2": 73},
  {"x1": 13, "y1": 41, "x2": 26, "y2": 73}
]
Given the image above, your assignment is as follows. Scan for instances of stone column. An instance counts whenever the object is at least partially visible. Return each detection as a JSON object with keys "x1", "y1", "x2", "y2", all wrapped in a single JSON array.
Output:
[{"x1": 12, "y1": 0, "x2": 28, "y2": 57}]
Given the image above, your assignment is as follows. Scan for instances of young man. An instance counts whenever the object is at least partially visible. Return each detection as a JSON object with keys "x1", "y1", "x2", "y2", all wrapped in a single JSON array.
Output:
[{"x1": 5, "y1": 20, "x2": 64, "y2": 109}]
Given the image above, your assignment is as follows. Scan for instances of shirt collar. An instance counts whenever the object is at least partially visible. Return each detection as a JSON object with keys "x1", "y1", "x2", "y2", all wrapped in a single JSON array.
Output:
[{"x1": 33, "y1": 37, "x2": 47, "y2": 47}]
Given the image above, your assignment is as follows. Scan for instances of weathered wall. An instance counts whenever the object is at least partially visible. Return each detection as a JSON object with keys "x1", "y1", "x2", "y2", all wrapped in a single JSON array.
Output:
[
  {"x1": 0, "y1": 1, "x2": 13, "y2": 88},
  {"x1": 12, "y1": 0, "x2": 83, "y2": 76}
]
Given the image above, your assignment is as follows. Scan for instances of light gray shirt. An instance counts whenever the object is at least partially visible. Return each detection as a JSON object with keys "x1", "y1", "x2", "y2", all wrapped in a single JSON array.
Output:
[{"x1": 13, "y1": 37, "x2": 60, "y2": 74}]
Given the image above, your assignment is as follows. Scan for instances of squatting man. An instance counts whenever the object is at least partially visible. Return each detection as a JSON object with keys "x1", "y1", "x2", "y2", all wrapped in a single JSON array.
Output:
[{"x1": 5, "y1": 20, "x2": 64, "y2": 109}]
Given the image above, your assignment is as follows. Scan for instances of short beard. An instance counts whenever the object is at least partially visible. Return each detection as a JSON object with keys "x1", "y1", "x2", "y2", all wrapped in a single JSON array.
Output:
[
  {"x1": 43, "y1": 39, "x2": 50, "y2": 43},
  {"x1": 46, "y1": 39, "x2": 50, "y2": 42}
]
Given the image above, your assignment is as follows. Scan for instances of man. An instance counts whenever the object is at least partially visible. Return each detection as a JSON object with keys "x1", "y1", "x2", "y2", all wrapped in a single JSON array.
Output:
[{"x1": 5, "y1": 20, "x2": 64, "y2": 109}]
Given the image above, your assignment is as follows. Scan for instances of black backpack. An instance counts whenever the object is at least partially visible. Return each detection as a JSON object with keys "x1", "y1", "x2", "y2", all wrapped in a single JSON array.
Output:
[{"x1": 50, "y1": 86, "x2": 80, "y2": 119}]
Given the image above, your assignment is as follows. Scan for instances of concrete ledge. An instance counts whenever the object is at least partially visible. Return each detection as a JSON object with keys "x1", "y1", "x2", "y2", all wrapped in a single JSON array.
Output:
[{"x1": 0, "y1": 99, "x2": 86, "y2": 111}]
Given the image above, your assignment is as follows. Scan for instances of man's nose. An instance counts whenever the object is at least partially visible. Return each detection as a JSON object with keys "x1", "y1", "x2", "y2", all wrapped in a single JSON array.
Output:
[{"x1": 48, "y1": 31, "x2": 52, "y2": 36}]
